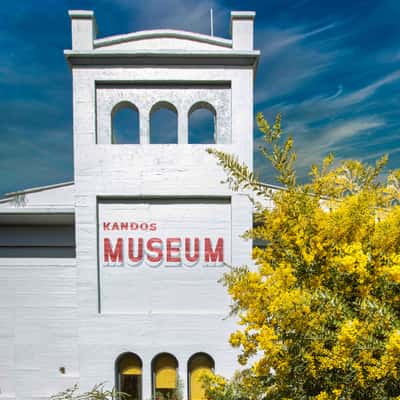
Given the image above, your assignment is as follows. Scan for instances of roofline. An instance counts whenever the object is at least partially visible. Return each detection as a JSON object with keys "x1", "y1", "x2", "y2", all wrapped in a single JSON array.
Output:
[
  {"x1": 2, "y1": 181, "x2": 74, "y2": 199},
  {"x1": 259, "y1": 182, "x2": 286, "y2": 191},
  {"x1": 64, "y1": 50, "x2": 260, "y2": 68},
  {"x1": 0, "y1": 207, "x2": 75, "y2": 215},
  {"x1": 94, "y1": 29, "x2": 232, "y2": 49}
]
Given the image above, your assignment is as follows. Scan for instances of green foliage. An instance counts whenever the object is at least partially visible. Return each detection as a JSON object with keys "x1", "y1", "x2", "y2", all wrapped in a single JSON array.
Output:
[
  {"x1": 200, "y1": 370, "x2": 258, "y2": 400},
  {"x1": 50, "y1": 383, "x2": 128, "y2": 400},
  {"x1": 204, "y1": 113, "x2": 400, "y2": 400},
  {"x1": 205, "y1": 149, "x2": 262, "y2": 193},
  {"x1": 207, "y1": 113, "x2": 296, "y2": 193}
]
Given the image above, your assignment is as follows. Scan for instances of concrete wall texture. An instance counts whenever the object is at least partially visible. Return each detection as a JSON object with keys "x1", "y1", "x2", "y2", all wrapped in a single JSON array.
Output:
[{"x1": 0, "y1": 9, "x2": 259, "y2": 400}]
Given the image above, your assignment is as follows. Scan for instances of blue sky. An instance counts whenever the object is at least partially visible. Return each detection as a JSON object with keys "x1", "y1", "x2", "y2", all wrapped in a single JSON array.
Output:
[{"x1": 1, "y1": 0, "x2": 399, "y2": 196}]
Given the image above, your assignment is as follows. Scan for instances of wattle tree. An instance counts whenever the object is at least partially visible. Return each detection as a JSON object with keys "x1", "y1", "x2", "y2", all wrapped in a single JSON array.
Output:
[{"x1": 202, "y1": 113, "x2": 400, "y2": 400}]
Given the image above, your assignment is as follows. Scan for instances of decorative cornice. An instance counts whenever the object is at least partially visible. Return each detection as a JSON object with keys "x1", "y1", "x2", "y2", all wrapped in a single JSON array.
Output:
[
  {"x1": 64, "y1": 49, "x2": 260, "y2": 68},
  {"x1": 94, "y1": 29, "x2": 232, "y2": 49},
  {"x1": 230, "y1": 11, "x2": 256, "y2": 20}
]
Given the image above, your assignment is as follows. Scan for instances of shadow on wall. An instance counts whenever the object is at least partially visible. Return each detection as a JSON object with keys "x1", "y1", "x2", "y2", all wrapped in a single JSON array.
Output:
[{"x1": 0, "y1": 225, "x2": 76, "y2": 258}]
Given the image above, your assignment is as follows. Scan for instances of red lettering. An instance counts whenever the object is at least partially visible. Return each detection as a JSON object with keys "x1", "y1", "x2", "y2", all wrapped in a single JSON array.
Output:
[
  {"x1": 140, "y1": 223, "x2": 149, "y2": 230},
  {"x1": 166, "y1": 238, "x2": 181, "y2": 263},
  {"x1": 120, "y1": 222, "x2": 129, "y2": 231},
  {"x1": 104, "y1": 238, "x2": 123, "y2": 264},
  {"x1": 185, "y1": 238, "x2": 199, "y2": 263},
  {"x1": 204, "y1": 238, "x2": 224, "y2": 263},
  {"x1": 146, "y1": 238, "x2": 163, "y2": 263},
  {"x1": 102, "y1": 236, "x2": 225, "y2": 267},
  {"x1": 128, "y1": 238, "x2": 143, "y2": 263},
  {"x1": 112, "y1": 222, "x2": 119, "y2": 231},
  {"x1": 149, "y1": 223, "x2": 157, "y2": 231},
  {"x1": 103, "y1": 222, "x2": 111, "y2": 231},
  {"x1": 130, "y1": 222, "x2": 139, "y2": 230}
]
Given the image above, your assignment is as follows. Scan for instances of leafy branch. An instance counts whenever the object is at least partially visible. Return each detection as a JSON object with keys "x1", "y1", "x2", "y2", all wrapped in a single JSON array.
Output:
[
  {"x1": 50, "y1": 383, "x2": 129, "y2": 400},
  {"x1": 207, "y1": 113, "x2": 297, "y2": 195}
]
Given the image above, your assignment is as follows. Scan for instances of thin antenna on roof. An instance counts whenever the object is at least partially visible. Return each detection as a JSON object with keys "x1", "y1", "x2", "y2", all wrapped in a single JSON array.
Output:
[{"x1": 210, "y1": 8, "x2": 214, "y2": 36}]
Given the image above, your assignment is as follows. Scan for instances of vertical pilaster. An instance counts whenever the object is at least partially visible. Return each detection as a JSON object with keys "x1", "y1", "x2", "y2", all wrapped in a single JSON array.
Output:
[
  {"x1": 178, "y1": 107, "x2": 188, "y2": 144},
  {"x1": 141, "y1": 107, "x2": 151, "y2": 144},
  {"x1": 69, "y1": 10, "x2": 97, "y2": 51},
  {"x1": 230, "y1": 11, "x2": 255, "y2": 51}
]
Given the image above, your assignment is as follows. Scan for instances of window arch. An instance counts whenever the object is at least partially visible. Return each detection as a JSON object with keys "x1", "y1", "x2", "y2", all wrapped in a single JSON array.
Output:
[
  {"x1": 115, "y1": 352, "x2": 143, "y2": 400},
  {"x1": 188, "y1": 353, "x2": 214, "y2": 400},
  {"x1": 111, "y1": 102, "x2": 140, "y2": 144},
  {"x1": 150, "y1": 102, "x2": 178, "y2": 144},
  {"x1": 188, "y1": 102, "x2": 216, "y2": 144},
  {"x1": 152, "y1": 353, "x2": 178, "y2": 399}
]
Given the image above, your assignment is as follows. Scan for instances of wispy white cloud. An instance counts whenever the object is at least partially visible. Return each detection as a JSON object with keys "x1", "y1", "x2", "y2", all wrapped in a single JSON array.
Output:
[
  {"x1": 266, "y1": 69, "x2": 400, "y2": 125},
  {"x1": 296, "y1": 117, "x2": 385, "y2": 167},
  {"x1": 255, "y1": 23, "x2": 345, "y2": 103},
  {"x1": 327, "y1": 84, "x2": 343, "y2": 100},
  {"x1": 255, "y1": 66, "x2": 400, "y2": 181},
  {"x1": 332, "y1": 70, "x2": 400, "y2": 108},
  {"x1": 255, "y1": 116, "x2": 385, "y2": 181},
  {"x1": 260, "y1": 23, "x2": 337, "y2": 56},
  {"x1": 326, "y1": 118, "x2": 384, "y2": 144}
]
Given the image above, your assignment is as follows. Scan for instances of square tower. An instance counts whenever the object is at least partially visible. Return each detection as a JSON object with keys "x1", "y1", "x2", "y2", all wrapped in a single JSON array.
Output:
[{"x1": 65, "y1": 10, "x2": 258, "y2": 399}]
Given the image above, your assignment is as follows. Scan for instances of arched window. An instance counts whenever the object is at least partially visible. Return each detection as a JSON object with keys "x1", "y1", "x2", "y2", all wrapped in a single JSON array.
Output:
[
  {"x1": 152, "y1": 353, "x2": 178, "y2": 399},
  {"x1": 111, "y1": 102, "x2": 140, "y2": 144},
  {"x1": 188, "y1": 102, "x2": 216, "y2": 144},
  {"x1": 150, "y1": 102, "x2": 178, "y2": 144},
  {"x1": 188, "y1": 353, "x2": 214, "y2": 400},
  {"x1": 116, "y1": 352, "x2": 142, "y2": 400}
]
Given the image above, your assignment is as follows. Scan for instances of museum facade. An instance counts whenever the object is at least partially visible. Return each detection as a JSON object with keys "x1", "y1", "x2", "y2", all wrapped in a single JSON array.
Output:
[{"x1": 0, "y1": 10, "x2": 259, "y2": 400}]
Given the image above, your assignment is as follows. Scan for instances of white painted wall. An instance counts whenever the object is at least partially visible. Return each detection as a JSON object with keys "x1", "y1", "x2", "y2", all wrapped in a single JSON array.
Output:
[
  {"x1": 72, "y1": 71, "x2": 253, "y2": 399},
  {"x1": 0, "y1": 258, "x2": 77, "y2": 400},
  {"x1": 0, "y1": 9, "x2": 258, "y2": 400},
  {"x1": 96, "y1": 85, "x2": 231, "y2": 144},
  {"x1": 95, "y1": 36, "x2": 231, "y2": 51},
  {"x1": 0, "y1": 183, "x2": 74, "y2": 209},
  {"x1": 98, "y1": 199, "x2": 232, "y2": 314}
]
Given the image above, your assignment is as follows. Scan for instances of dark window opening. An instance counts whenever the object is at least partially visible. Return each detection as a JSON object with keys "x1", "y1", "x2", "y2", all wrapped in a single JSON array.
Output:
[
  {"x1": 120, "y1": 375, "x2": 141, "y2": 400},
  {"x1": 189, "y1": 103, "x2": 216, "y2": 144},
  {"x1": 150, "y1": 102, "x2": 178, "y2": 144},
  {"x1": 112, "y1": 102, "x2": 140, "y2": 144},
  {"x1": 116, "y1": 353, "x2": 143, "y2": 400}
]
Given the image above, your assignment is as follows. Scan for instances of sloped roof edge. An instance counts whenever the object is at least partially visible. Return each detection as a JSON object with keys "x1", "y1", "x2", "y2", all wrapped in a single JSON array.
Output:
[{"x1": 2, "y1": 181, "x2": 74, "y2": 200}]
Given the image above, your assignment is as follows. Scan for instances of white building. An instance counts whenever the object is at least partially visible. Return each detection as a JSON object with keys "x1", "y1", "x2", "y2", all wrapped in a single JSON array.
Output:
[{"x1": 0, "y1": 10, "x2": 259, "y2": 400}]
